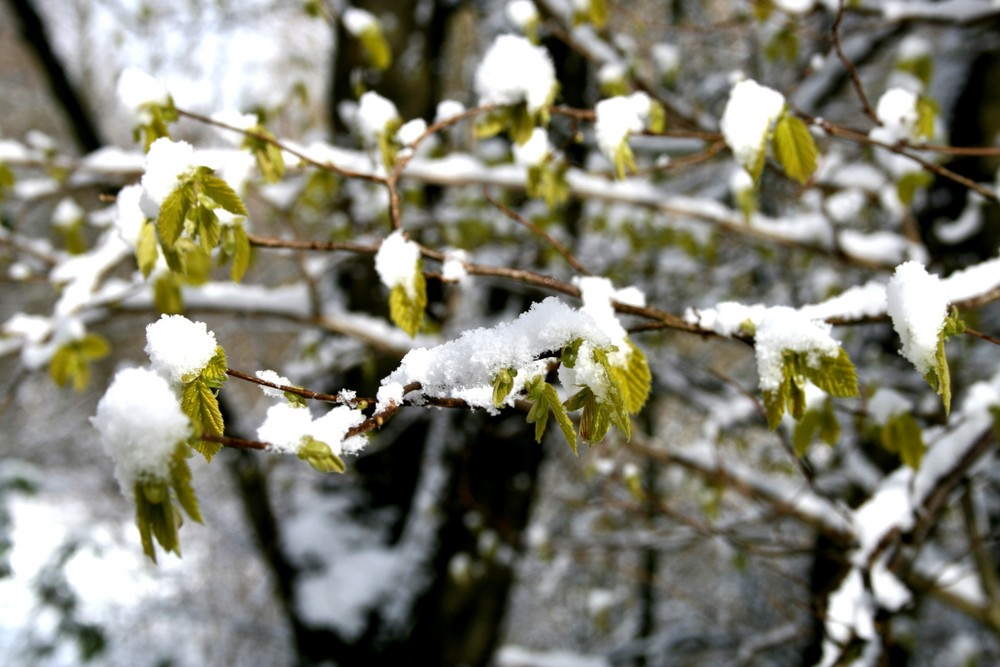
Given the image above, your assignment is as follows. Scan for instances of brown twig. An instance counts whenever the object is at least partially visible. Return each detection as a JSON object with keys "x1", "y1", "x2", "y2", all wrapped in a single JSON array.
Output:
[{"x1": 832, "y1": 0, "x2": 879, "y2": 125}]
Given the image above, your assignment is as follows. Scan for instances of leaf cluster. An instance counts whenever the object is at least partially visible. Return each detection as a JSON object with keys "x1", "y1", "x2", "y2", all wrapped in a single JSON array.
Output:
[
  {"x1": 763, "y1": 347, "x2": 859, "y2": 431},
  {"x1": 48, "y1": 334, "x2": 110, "y2": 392},
  {"x1": 133, "y1": 444, "x2": 203, "y2": 563}
]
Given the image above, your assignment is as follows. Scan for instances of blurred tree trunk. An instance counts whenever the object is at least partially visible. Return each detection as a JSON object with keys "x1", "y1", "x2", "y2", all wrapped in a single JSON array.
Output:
[{"x1": 4, "y1": 0, "x2": 104, "y2": 153}]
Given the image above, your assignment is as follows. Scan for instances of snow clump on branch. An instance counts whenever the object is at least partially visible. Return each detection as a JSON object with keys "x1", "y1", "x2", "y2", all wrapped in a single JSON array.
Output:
[
  {"x1": 145, "y1": 314, "x2": 219, "y2": 384},
  {"x1": 720, "y1": 78, "x2": 786, "y2": 178},
  {"x1": 374, "y1": 231, "x2": 421, "y2": 300},
  {"x1": 142, "y1": 138, "x2": 198, "y2": 205},
  {"x1": 594, "y1": 93, "x2": 651, "y2": 164},
  {"x1": 886, "y1": 261, "x2": 948, "y2": 376},
  {"x1": 116, "y1": 67, "x2": 170, "y2": 123},
  {"x1": 474, "y1": 34, "x2": 556, "y2": 114},
  {"x1": 256, "y1": 403, "x2": 367, "y2": 457},
  {"x1": 91, "y1": 367, "x2": 191, "y2": 492}
]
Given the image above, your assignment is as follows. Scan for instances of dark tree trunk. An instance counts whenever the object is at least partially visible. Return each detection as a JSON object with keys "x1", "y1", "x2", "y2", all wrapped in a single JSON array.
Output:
[{"x1": 4, "y1": 0, "x2": 104, "y2": 153}]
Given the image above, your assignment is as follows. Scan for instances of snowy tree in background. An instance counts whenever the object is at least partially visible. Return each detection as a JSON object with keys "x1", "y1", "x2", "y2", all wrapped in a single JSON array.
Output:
[{"x1": 5, "y1": 0, "x2": 1000, "y2": 666}]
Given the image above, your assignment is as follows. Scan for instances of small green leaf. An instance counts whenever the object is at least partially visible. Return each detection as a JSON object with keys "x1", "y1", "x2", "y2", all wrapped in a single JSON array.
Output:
[
  {"x1": 197, "y1": 171, "x2": 248, "y2": 216},
  {"x1": 589, "y1": 0, "x2": 608, "y2": 29},
  {"x1": 882, "y1": 412, "x2": 926, "y2": 469},
  {"x1": 648, "y1": 101, "x2": 666, "y2": 134},
  {"x1": 137, "y1": 220, "x2": 159, "y2": 278},
  {"x1": 190, "y1": 438, "x2": 223, "y2": 463},
  {"x1": 792, "y1": 399, "x2": 840, "y2": 457},
  {"x1": 772, "y1": 112, "x2": 817, "y2": 185},
  {"x1": 297, "y1": 437, "x2": 346, "y2": 474},
  {"x1": 153, "y1": 272, "x2": 184, "y2": 314},
  {"x1": 133, "y1": 480, "x2": 181, "y2": 562},
  {"x1": 229, "y1": 223, "x2": 251, "y2": 282},
  {"x1": 388, "y1": 269, "x2": 427, "y2": 337},
  {"x1": 915, "y1": 95, "x2": 938, "y2": 141},
  {"x1": 526, "y1": 376, "x2": 577, "y2": 452},
  {"x1": 201, "y1": 346, "x2": 228, "y2": 387},
  {"x1": 61, "y1": 224, "x2": 87, "y2": 255},
  {"x1": 475, "y1": 110, "x2": 508, "y2": 140},
  {"x1": 171, "y1": 446, "x2": 203, "y2": 523},
  {"x1": 752, "y1": 0, "x2": 775, "y2": 20},
  {"x1": 158, "y1": 185, "x2": 191, "y2": 247},
  {"x1": 510, "y1": 103, "x2": 535, "y2": 146},
  {"x1": 803, "y1": 347, "x2": 859, "y2": 398},
  {"x1": 561, "y1": 338, "x2": 584, "y2": 369},
  {"x1": 359, "y1": 24, "x2": 392, "y2": 70},
  {"x1": 77, "y1": 333, "x2": 110, "y2": 359},
  {"x1": 181, "y1": 378, "x2": 225, "y2": 436},
  {"x1": 612, "y1": 141, "x2": 637, "y2": 180},
  {"x1": 765, "y1": 24, "x2": 798, "y2": 63},
  {"x1": 896, "y1": 170, "x2": 932, "y2": 206},
  {"x1": 610, "y1": 340, "x2": 651, "y2": 414},
  {"x1": 897, "y1": 55, "x2": 933, "y2": 88},
  {"x1": 492, "y1": 368, "x2": 517, "y2": 408}
]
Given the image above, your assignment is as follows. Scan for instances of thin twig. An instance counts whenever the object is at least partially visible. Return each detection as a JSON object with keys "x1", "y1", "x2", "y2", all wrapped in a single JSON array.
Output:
[
  {"x1": 832, "y1": 0, "x2": 879, "y2": 125},
  {"x1": 483, "y1": 188, "x2": 591, "y2": 275}
]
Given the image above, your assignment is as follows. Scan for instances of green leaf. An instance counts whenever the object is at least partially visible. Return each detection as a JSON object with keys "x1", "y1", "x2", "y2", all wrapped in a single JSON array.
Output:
[
  {"x1": 171, "y1": 447, "x2": 203, "y2": 523},
  {"x1": 610, "y1": 340, "x2": 651, "y2": 414},
  {"x1": 897, "y1": 55, "x2": 933, "y2": 88},
  {"x1": 197, "y1": 171, "x2": 248, "y2": 216},
  {"x1": 589, "y1": 0, "x2": 608, "y2": 29},
  {"x1": 926, "y1": 337, "x2": 953, "y2": 415},
  {"x1": 752, "y1": 0, "x2": 775, "y2": 20},
  {"x1": 201, "y1": 346, "x2": 228, "y2": 387},
  {"x1": 802, "y1": 347, "x2": 859, "y2": 398},
  {"x1": 915, "y1": 95, "x2": 938, "y2": 141},
  {"x1": 881, "y1": 412, "x2": 926, "y2": 469},
  {"x1": 229, "y1": 223, "x2": 251, "y2": 282},
  {"x1": 510, "y1": 103, "x2": 535, "y2": 146},
  {"x1": 792, "y1": 399, "x2": 840, "y2": 457},
  {"x1": 526, "y1": 376, "x2": 577, "y2": 452},
  {"x1": 0, "y1": 162, "x2": 15, "y2": 198},
  {"x1": 492, "y1": 368, "x2": 517, "y2": 408},
  {"x1": 612, "y1": 141, "x2": 637, "y2": 180},
  {"x1": 475, "y1": 110, "x2": 508, "y2": 140},
  {"x1": 133, "y1": 480, "x2": 181, "y2": 562},
  {"x1": 765, "y1": 24, "x2": 798, "y2": 63},
  {"x1": 61, "y1": 224, "x2": 87, "y2": 255},
  {"x1": 158, "y1": 185, "x2": 191, "y2": 247},
  {"x1": 359, "y1": 24, "x2": 392, "y2": 70},
  {"x1": 561, "y1": 338, "x2": 584, "y2": 369},
  {"x1": 48, "y1": 335, "x2": 109, "y2": 391},
  {"x1": 896, "y1": 170, "x2": 932, "y2": 206},
  {"x1": 137, "y1": 220, "x2": 159, "y2": 278},
  {"x1": 297, "y1": 437, "x2": 346, "y2": 474},
  {"x1": 77, "y1": 333, "x2": 110, "y2": 359},
  {"x1": 190, "y1": 438, "x2": 223, "y2": 463},
  {"x1": 181, "y1": 378, "x2": 225, "y2": 436},
  {"x1": 771, "y1": 112, "x2": 817, "y2": 185},
  {"x1": 388, "y1": 268, "x2": 427, "y2": 337},
  {"x1": 153, "y1": 272, "x2": 184, "y2": 314}
]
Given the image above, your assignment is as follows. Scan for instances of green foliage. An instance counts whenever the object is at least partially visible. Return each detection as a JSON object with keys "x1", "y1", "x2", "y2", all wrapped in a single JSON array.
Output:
[
  {"x1": 297, "y1": 437, "x2": 346, "y2": 474},
  {"x1": 133, "y1": 445, "x2": 204, "y2": 563},
  {"x1": 357, "y1": 24, "x2": 392, "y2": 71},
  {"x1": 377, "y1": 118, "x2": 403, "y2": 171},
  {"x1": 526, "y1": 161, "x2": 570, "y2": 209},
  {"x1": 897, "y1": 55, "x2": 934, "y2": 89},
  {"x1": 751, "y1": 0, "x2": 775, "y2": 20},
  {"x1": 612, "y1": 141, "x2": 638, "y2": 180},
  {"x1": 765, "y1": 24, "x2": 799, "y2": 63},
  {"x1": 610, "y1": 341, "x2": 651, "y2": 415},
  {"x1": 0, "y1": 162, "x2": 14, "y2": 199},
  {"x1": 492, "y1": 367, "x2": 517, "y2": 408},
  {"x1": 388, "y1": 268, "x2": 427, "y2": 337},
  {"x1": 157, "y1": 185, "x2": 192, "y2": 247},
  {"x1": 48, "y1": 334, "x2": 110, "y2": 391},
  {"x1": 772, "y1": 112, "x2": 818, "y2": 185},
  {"x1": 881, "y1": 412, "x2": 926, "y2": 469},
  {"x1": 763, "y1": 348, "x2": 859, "y2": 430},
  {"x1": 153, "y1": 272, "x2": 184, "y2": 314},
  {"x1": 60, "y1": 223, "x2": 87, "y2": 255},
  {"x1": 574, "y1": 0, "x2": 608, "y2": 29},
  {"x1": 242, "y1": 127, "x2": 286, "y2": 183},
  {"x1": 792, "y1": 398, "x2": 840, "y2": 457},
  {"x1": 475, "y1": 101, "x2": 551, "y2": 146},
  {"x1": 132, "y1": 99, "x2": 178, "y2": 151},
  {"x1": 915, "y1": 95, "x2": 938, "y2": 141},
  {"x1": 136, "y1": 220, "x2": 158, "y2": 278},
  {"x1": 218, "y1": 223, "x2": 252, "y2": 282},
  {"x1": 923, "y1": 307, "x2": 964, "y2": 415},
  {"x1": 178, "y1": 346, "x2": 227, "y2": 462},
  {"x1": 896, "y1": 170, "x2": 933, "y2": 206},
  {"x1": 525, "y1": 376, "x2": 577, "y2": 452}
]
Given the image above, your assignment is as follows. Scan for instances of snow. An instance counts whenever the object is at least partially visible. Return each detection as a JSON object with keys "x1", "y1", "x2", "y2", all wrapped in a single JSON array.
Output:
[
  {"x1": 375, "y1": 381, "x2": 405, "y2": 413},
  {"x1": 497, "y1": 646, "x2": 610, "y2": 667},
  {"x1": 818, "y1": 568, "x2": 876, "y2": 667},
  {"x1": 594, "y1": 93, "x2": 650, "y2": 163},
  {"x1": 116, "y1": 67, "x2": 170, "y2": 122},
  {"x1": 474, "y1": 34, "x2": 557, "y2": 114},
  {"x1": 144, "y1": 314, "x2": 219, "y2": 384},
  {"x1": 513, "y1": 127, "x2": 551, "y2": 166},
  {"x1": 141, "y1": 138, "x2": 197, "y2": 205},
  {"x1": 720, "y1": 79, "x2": 786, "y2": 176},
  {"x1": 774, "y1": 0, "x2": 815, "y2": 13},
  {"x1": 255, "y1": 369, "x2": 290, "y2": 398},
  {"x1": 875, "y1": 88, "x2": 920, "y2": 142},
  {"x1": 652, "y1": 43, "x2": 680, "y2": 79},
  {"x1": 505, "y1": 0, "x2": 539, "y2": 30},
  {"x1": 753, "y1": 307, "x2": 840, "y2": 393},
  {"x1": 382, "y1": 298, "x2": 614, "y2": 413},
  {"x1": 342, "y1": 7, "x2": 378, "y2": 36},
  {"x1": 91, "y1": 367, "x2": 191, "y2": 492},
  {"x1": 210, "y1": 109, "x2": 259, "y2": 144},
  {"x1": 396, "y1": 118, "x2": 427, "y2": 146},
  {"x1": 442, "y1": 248, "x2": 469, "y2": 282},
  {"x1": 51, "y1": 198, "x2": 84, "y2": 229},
  {"x1": 374, "y1": 230, "x2": 421, "y2": 300},
  {"x1": 867, "y1": 388, "x2": 912, "y2": 425},
  {"x1": 355, "y1": 91, "x2": 400, "y2": 142},
  {"x1": 434, "y1": 99, "x2": 466, "y2": 123},
  {"x1": 256, "y1": 403, "x2": 314, "y2": 454},
  {"x1": 838, "y1": 229, "x2": 914, "y2": 266},
  {"x1": 114, "y1": 183, "x2": 148, "y2": 248},
  {"x1": 256, "y1": 403, "x2": 366, "y2": 456},
  {"x1": 886, "y1": 261, "x2": 948, "y2": 377}
]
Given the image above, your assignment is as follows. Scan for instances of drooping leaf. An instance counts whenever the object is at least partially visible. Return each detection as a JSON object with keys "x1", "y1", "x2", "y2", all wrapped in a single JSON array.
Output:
[
  {"x1": 157, "y1": 185, "x2": 190, "y2": 247},
  {"x1": 475, "y1": 110, "x2": 508, "y2": 140},
  {"x1": 915, "y1": 95, "x2": 938, "y2": 141},
  {"x1": 803, "y1": 347, "x2": 859, "y2": 398},
  {"x1": 195, "y1": 205, "x2": 220, "y2": 253},
  {"x1": 153, "y1": 272, "x2": 184, "y2": 314},
  {"x1": 896, "y1": 170, "x2": 933, "y2": 206},
  {"x1": 765, "y1": 24, "x2": 799, "y2": 63},
  {"x1": 181, "y1": 378, "x2": 225, "y2": 436},
  {"x1": 359, "y1": 24, "x2": 392, "y2": 70},
  {"x1": 881, "y1": 412, "x2": 926, "y2": 469},
  {"x1": 612, "y1": 141, "x2": 637, "y2": 180},
  {"x1": 896, "y1": 55, "x2": 933, "y2": 88},
  {"x1": 190, "y1": 438, "x2": 223, "y2": 463},
  {"x1": 197, "y1": 170, "x2": 248, "y2": 216},
  {"x1": 526, "y1": 376, "x2": 577, "y2": 452},
  {"x1": 510, "y1": 103, "x2": 535, "y2": 146},
  {"x1": 388, "y1": 269, "x2": 427, "y2": 337},
  {"x1": 137, "y1": 220, "x2": 159, "y2": 278},
  {"x1": 171, "y1": 447, "x2": 203, "y2": 523},
  {"x1": 772, "y1": 112, "x2": 817, "y2": 185},
  {"x1": 792, "y1": 399, "x2": 840, "y2": 457},
  {"x1": 201, "y1": 346, "x2": 228, "y2": 387},
  {"x1": 610, "y1": 340, "x2": 652, "y2": 414},
  {"x1": 229, "y1": 223, "x2": 251, "y2": 282}
]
